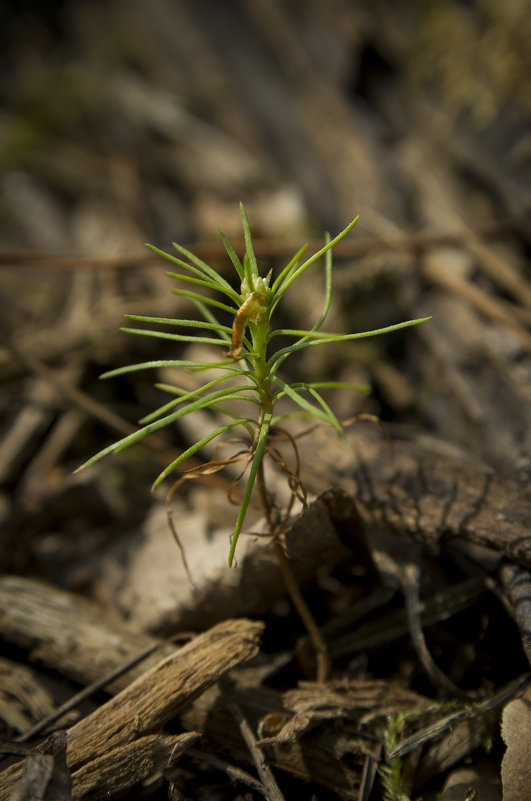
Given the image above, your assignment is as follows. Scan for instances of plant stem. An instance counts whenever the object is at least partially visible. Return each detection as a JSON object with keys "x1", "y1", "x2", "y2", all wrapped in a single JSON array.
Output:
[{"x1": 256, "y1": 461, "x2": 329, "y2": 683}]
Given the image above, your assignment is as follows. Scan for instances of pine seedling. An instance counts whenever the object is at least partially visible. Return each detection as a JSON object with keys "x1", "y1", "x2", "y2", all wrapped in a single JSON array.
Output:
[{"x1": 77, "y1": 204, "x2": 430, "y2": 566}]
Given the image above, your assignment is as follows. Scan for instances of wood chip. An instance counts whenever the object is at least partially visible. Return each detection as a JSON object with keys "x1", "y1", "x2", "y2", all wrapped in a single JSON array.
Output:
[
  {"x1": 0, "y1": 615, "x2": 263, "y2": 800},
  {"x1": 71, "y1": 733, "x2": 198, "y2": 801}
]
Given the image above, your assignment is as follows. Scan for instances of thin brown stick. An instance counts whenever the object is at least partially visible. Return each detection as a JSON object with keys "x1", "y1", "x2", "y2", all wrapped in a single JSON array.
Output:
[
  {"x1": 186, "y1": 748, "x2": 266, "y2": 796},
  {"x1": 0, "y1": 219, "x2": 512, "y2": 271},
  {"x1": 257, "y1": 461, "x2": 329, "y2": 683},
  {"x1": 271, "y1": 539, "x2": 329, "y2": 683},
  {"x1": 224, "y1": 690, "x2": 286, "y2": 801}
]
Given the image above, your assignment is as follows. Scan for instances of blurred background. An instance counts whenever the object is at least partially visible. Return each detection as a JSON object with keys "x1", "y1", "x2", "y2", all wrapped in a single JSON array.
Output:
[
  {"x1": 1, "y1": 0, "x2": 530, "y2": 587},
  {"x1": 3, "y1": 0, "x2": 531, "y2": 247}
]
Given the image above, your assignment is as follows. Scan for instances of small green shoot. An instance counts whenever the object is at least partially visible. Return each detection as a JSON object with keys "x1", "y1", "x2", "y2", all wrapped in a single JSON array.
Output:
[
  {"x1": 77, "y1": 204, "x2": 430, "y2": 566},
  {"x1": 379, "y1": 714, "x2": 411, "y2": 801}
]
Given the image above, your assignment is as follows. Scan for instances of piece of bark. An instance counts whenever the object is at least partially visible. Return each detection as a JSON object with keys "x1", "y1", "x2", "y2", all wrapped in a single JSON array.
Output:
[
  {"x1": 71, "y1": 732, "x2": 198, "y2": 801},
  {"x1": 501, "y1": 686, "x2": 531, "y2": 801},
  {"x1": 18, "y1": 641, "x2": 165, "y2": 744},
  {"x1": 0, "y1": 618, "x2": 262, "y2": 800},
  {"x1": 5, "y1": 733, "x2": 199, "y2": 801},
  {"x1": 66, "y1": 618, "x2": 262, "y2": 769},
  {"x1": 295, "y1": 426, "x2": 531, "y2": 570},
  {"x1": 179, "y1": 682, "x2": 381, "y2": 801},
  {"x1": 0, "y1": 577, "x2": 174, "y2": 692},
  {"x1": 256, "y1": 679, "x2": 429, "y2": 746},
  {"x1": 0, "y1": 578, "x2": 383, "y2": 799}
]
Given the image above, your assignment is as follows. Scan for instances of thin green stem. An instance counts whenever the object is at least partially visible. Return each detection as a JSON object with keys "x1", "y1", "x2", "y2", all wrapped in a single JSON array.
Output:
[{"x1": 227, "y1": 411, "x2": 272, "y2": 567}]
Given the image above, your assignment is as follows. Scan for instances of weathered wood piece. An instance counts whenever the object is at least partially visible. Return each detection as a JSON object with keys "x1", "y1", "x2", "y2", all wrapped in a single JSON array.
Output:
[
  {"x1": 296, "y1": 426, "x2": 531, "y2": 570},
  {"x1": 66, "y1": 618, "x2": 262, "y2": 769},
  {"x1": 71, "y1": 733, "x2": 198, "y2": 801},
  {"x1": 177, "y1": 681, "x2": 410, "y2": 800},
  {"x1": 0, "y1": 577, "x2": 173, "y2": 692},
  {"x1": 0, "y1": 613, "x2": 263, "y2": 800},
  {"x1": 0, "y1": 579, "x2": 381, "y2": 799}
]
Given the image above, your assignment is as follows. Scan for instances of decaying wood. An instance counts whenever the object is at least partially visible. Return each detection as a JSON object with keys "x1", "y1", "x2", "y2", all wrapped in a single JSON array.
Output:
[
  {"x1": 0, "y1": 578, "x2": 409, "y2": 799},
  {"x1": 181, "y1": 674, "x2": 496, "y2": 800},
  {"x1": 0, "y1": 576, "x2": 175, "y2": 692},
  {"x1": 295, "y1": 426, "x2": 531, "y2": 570},
  {"x1": 67, "y1": 618, "x2": 262, "y2": 769},
  {"x1": 71, "y1": 732, "x2": 198, "y2": 801},
  {"x1": 18, "y1": 641, "x2": 165, "y2": 744},
  {"x1": 3, "y1": 733, "x2": 199, "y2": 801},
  {"x1": 0, "y1": 578, "x2": 369, "y2": 798},
  {"x1": 0, "y1": 615, "x2": 262, "y2": 800},
  {"x1": 179, "y1": 681, "x2": 382, "y2": 800},
  {"x1": 256, "y1": 680, "x2": 430, "y2": 746}
]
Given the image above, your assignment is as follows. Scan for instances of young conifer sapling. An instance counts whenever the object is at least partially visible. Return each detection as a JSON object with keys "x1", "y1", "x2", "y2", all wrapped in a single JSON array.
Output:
[{"x1": 77, "y1": 204, "x2": 430, "y2": 568}]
